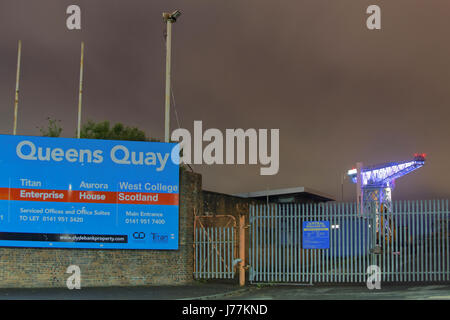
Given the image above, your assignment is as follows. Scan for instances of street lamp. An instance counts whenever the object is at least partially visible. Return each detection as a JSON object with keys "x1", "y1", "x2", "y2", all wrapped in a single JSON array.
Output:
[{"x1": 162, "y1": 10, "x2": 181, "y2": 143}]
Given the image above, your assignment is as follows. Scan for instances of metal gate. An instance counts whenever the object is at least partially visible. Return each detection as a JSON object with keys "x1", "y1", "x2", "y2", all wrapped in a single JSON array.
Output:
[
  {"x1": 193, "y1": 215, "x2": 238, "y2": 279},
  {"x1": 249, "y1": 200, "x2": 450, "y2": 283}
]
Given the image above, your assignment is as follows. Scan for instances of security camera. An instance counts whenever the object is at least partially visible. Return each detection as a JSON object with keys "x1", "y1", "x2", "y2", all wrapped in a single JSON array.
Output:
[
  {"x1": 163, "y1": 10, "x2": 182, "y2": 22},
  {"x1": 170, "y1": 10, "x2": 181, "y2": 21}
]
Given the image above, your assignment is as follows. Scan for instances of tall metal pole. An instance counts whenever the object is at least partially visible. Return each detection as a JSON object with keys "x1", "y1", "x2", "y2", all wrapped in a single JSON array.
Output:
[
  {"x1": 164, "y1": 20, "x2": 172, "y2": 143},
  {"x1": 77, "y1": 41, "x2": 85, "y2": 139},
  {"x1": 356, "y1": 162, "x2": 363, "y2": 215},
  {"x1": 13, "y1": 40, "x2": 22, "y2": 135}
]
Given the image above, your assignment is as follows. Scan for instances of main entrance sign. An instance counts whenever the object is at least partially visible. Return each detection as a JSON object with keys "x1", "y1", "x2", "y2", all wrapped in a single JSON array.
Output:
[{"x1": 0, "y1": 135, "x2": 180, "y2": 249}]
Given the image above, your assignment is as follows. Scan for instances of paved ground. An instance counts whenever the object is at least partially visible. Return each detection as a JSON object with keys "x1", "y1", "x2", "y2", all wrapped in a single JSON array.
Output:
[
  {"x1": 225, "y1": 283, "x2": 450, "y2": 300},
  {"x1": 0, "y1": 283, "x2": 245, "y2": 300},
  {"x1": 0, "y1": 283, "x2": 448, "y2": 300}
]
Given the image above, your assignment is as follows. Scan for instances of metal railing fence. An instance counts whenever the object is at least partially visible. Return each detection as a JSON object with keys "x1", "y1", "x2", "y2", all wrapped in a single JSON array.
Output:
[
  {"x1": 249, "y1": 200, "x2": 449, "y2": 283},
  {"x1": 194, "y1": 226, "x2": 236, "y2": 279}
]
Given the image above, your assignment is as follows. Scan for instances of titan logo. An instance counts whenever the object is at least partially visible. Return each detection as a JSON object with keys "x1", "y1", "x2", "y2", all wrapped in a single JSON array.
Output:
[{"x1": 151, "y1": 233, "x2": 169, "y2": 243}]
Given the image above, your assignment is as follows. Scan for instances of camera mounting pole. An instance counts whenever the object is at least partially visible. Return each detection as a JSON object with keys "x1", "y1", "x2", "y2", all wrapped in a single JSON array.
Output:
[{"x1": 162, "y1": 10, "x2": 181, "y2": 143}]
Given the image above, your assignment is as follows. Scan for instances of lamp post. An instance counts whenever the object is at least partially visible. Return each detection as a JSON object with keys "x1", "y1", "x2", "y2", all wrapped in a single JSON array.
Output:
[{"x1": 163, "y1": 10, "x2": 181, "y2": 143}]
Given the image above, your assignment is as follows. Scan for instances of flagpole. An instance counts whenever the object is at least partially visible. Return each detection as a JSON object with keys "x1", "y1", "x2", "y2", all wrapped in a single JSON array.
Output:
[
  {"x1": 13, "y1": 40, "x2": 22, "y2": 135},
  {"x1": 77, "y1": 41, "x2": 84, "y2": 138}
]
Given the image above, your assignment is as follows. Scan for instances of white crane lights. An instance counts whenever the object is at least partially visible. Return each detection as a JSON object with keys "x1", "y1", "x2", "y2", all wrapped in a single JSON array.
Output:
[
  {"x1": 348, "y1": 154, "x2": 426, "y2": 188},
  {"x1": 347, "y1": 153, "x2": 426, "y2": 215}
]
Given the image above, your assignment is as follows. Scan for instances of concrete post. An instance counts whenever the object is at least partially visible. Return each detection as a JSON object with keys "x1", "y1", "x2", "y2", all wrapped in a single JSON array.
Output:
[{"x1": 239, "y1": 214, "x2": 246, "y2": 286}]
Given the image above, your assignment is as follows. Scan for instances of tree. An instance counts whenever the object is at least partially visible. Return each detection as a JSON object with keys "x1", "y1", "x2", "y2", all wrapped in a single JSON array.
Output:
[
  {"x1": 79, "y1": 120, "x2": 158, "y2": 142},
  {"x1": 38, "y1": 118, "x2": 190, "y2": 172},
  {"x1": 38, "y1": 117, "x2": 63, "y2": 137}
]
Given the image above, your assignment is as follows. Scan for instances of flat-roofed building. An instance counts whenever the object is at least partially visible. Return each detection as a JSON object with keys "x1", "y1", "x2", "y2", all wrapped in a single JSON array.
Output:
[{"x1": 234, "y1": 187, "x2": 334, "y2": 204}]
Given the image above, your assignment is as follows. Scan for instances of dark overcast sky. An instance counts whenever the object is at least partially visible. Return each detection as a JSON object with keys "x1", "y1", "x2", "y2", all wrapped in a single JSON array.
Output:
[{"x1": 1, "y1": 0, "x2": 449, "y2": 201}]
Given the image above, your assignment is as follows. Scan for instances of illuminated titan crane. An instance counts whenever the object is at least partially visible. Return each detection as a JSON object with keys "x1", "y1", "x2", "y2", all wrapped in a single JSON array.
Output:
[{"x1": 347, "y1": 154, "x2": 426, "y2": 216}]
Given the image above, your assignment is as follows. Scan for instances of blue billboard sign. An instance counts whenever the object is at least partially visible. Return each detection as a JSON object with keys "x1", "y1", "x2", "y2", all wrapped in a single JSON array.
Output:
[
  {"x1": 302, "y1": 221, "x2": 330, "y2": 249},
  {"x1": 0, "y1": 135, "x2": 180, "y2": 250}
]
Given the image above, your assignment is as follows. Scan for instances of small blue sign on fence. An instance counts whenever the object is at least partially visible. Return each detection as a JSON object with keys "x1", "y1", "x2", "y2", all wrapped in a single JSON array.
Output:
[{"x1": 302, "y1": 221, "x2": 330, "y2": 249}]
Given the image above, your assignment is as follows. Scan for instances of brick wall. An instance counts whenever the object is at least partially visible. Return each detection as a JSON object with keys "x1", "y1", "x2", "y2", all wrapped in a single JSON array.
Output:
[
  {"x1": 0, "y1": 169, "x2": 202, "y2": 288},
  {"x1": 202, "y1": 190, "x2": 262, "y2": 220},
  {"x1": 201, "y1": 190, "x2": 264, "y2": 278}
]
